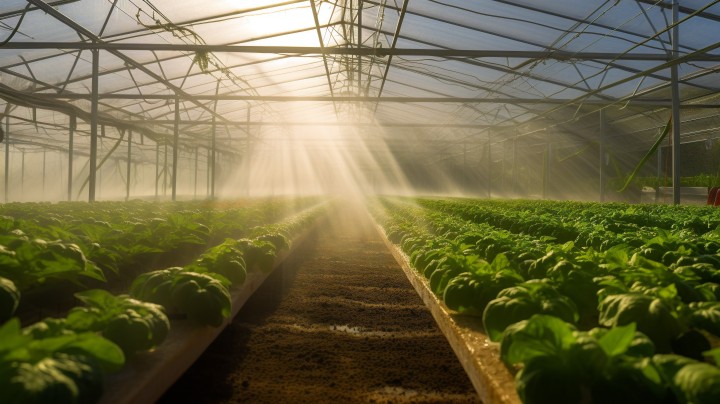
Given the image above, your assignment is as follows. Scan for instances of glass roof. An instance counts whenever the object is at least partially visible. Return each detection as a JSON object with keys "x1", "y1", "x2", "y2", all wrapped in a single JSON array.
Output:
[{"x1": 0, "y1": 0, "x2": 718, "y2": 177}]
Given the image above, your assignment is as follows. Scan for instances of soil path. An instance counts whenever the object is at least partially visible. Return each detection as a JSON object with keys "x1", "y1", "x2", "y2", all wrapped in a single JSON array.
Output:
[{"x1": 159, "y1": 204, "x2": 480, "y2": 403}]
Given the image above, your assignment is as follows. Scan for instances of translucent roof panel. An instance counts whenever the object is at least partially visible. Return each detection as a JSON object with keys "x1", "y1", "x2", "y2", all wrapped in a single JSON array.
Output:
[{"x1": 0, "y1": 0, "x2": 718, "y2": 170}]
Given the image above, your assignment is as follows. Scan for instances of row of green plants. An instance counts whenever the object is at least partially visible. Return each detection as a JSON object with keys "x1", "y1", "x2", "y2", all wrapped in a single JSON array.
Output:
[
  {"x1": 373, "y1": 197, "x2": 720, "y2": 404},
  {"x1": 0, "y1": 199, "x2": 328, "y2": 403},
  {"x1": 0, "y1": 198, "x2": 319, "y2": 318},
  {"x1": 0, "y1": 198, "x2": 315, "y2": 289},
  {"x1": 610, "y1": 174, "x2": 720, "y2": 190}
]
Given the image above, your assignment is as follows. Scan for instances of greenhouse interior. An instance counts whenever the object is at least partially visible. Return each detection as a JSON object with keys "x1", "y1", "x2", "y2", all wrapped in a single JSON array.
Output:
[{"x1": 1, "y1": 1, "x2": 720, "y2": 403}]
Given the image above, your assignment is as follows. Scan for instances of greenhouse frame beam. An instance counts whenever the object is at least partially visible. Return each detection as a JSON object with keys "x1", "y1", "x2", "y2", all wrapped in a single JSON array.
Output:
[
  {"x1": 349, "y1": 21, "x2": 715, "y2": 98},
  {"x1": 23, "y1": 0, "x2": 247, "y2": 137},
  {"x1": 373, "y1": 0, "x2": 410, "y2": 109},
  {"x1": 138, "y1": 120, "x2": 496, "y2": 128},
  {"x1": 635, "y1": 0, "x2": 720, "y2": 22},
  {"x1": 4, "y1": 42, "x2": 720, "y2": 62},
  {"x1": 0, "y1": 0, "x2": 79, "y2": 19},
  {"x1": 27, "y1": 93, "x2": 720, "y2": 107},
  {"x1": 309, "y1": 0, "x2": 338, "y2": 116}
]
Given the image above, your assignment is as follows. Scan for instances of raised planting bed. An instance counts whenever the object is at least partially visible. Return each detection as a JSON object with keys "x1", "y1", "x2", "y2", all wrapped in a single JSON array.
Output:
[
  {"x1": 372, "y1": 197, "x2": 720, "y2": 404},
  {"x1": 99, "y1": 213, "x2": 326, "y2": 404},
  {"x1": 0, "y1": 199, "x2": 331, "y2": 404},
  {"x1": 376, "y1": 223, "x2": 519, "y2": 404}
]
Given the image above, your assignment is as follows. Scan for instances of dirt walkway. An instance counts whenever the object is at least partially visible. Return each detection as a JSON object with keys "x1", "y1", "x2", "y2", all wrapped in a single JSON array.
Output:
[{"x1": 159, "y1": 204, "x2": 480, "y2": 403}]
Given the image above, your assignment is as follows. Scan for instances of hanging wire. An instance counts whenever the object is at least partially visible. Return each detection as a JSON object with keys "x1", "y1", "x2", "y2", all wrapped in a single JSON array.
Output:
[{"x1": 0, "y1": 4, "x2": 30, "y2": 47}]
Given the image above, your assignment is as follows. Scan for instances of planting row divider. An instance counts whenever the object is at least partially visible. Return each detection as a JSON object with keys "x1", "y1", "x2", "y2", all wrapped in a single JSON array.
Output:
[
  {"x1": 99, "y1": 216, "x2": 326, "y2": 404},
  {"x1": 374, "y1": 222, "x2": 520, "y2": 404}
]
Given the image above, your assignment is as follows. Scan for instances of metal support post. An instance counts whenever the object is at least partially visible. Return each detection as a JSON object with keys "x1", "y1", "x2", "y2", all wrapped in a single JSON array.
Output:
[
  {"x1": 210, "y1": 115, "x2": 216, "y2": 199},
  {"x1": 4, "y1": 114, "x2": 10, "y2": 202},
  {"x1": 599, "y1": 109, "x2": 606, "y2": 202},
  {"x1": 194, "y1": 147, "x2": 198, "y2": 199},
  {"x1": 42, "y1": 150, "x2": 46, "y2": 199},
  {"x1": 486, "y1": 139, "x2": 492, "y2": 198},
  {"x1": 126, "y1": 130, "x2": 132, "y2": 200},
  {"x1": 163, "y1": 143, "x2": 168, "y2": 197},
  {"x1": 543, "y1": 138, "x2": 551, "y2": 200},
  {"x1": 671, "y1": 0, "x2": 681, "y2": 205},
  {"x1": 512, "y1": 136, "x2": 518, "y2": 195},
  {"x1": 206, "y1": 147, "x2": 211, "y2": 197},
  {"x1": 21, "y1": 151, "x2": 25, "y2": 200},
  {"x1": 172, "y1": 96, "x2": 179, "y2": 201},
  {"x1": 154, "y1": 142, "x2": 159, "y2": 198},
  {"x1": 68, "y1": 116, "x2": 74, "y2": 201},
  {"x1": 88, "y1": 49, "x2": 99, "y2": 202}
]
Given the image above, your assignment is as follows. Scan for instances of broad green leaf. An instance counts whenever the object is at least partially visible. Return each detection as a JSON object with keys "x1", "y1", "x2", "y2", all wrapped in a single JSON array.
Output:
[
  {"x1": 0, "y1": 318, "x2": 31, "y2": 354},
  {"x1": 73, "y1": 289, "x2": 116, "y2": 309},
  {"x1": 703, "y1": 348, "x2": 720, "y2": 366},
  {"x1": 502, "y1": 315, "x2": 577, "y2": 365},
  {"x1": 598, "y1": 323, "x2": 636, "y2": 357}
]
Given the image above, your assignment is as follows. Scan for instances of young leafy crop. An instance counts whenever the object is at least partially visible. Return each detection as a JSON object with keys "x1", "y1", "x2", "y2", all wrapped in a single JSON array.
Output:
[
  {"x1": 0, "y1": 318, "x2": 125, "y2": 404},
  {"x1": 62, "y1": 289, "x2": 170, "y2": 356},
  {"x1": 0, "y1": 276, "x2": 20, "y2": 322},
  {"x1": 131, "y1": 268, "x2": 231, "y2": 327},
  {"x1": 374, "y1": 197, "x2": 720, "y2": 404},
  {"x1": 185, "y1": 239, "x2": 247, "y2": 285},
  {"x1": 0, "y1": 233, "x2": 104, "y2": 291},
  {"x1": 499, "y1": 316, "x2": 690, "y2": 404},
  {"x1": 484, "y1": 281, "x2": 579, "y2": 341}
]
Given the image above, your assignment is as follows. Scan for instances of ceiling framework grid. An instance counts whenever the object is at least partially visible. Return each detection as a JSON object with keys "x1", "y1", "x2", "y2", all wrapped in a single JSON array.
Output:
[{"x1": 0, "y1": 0, "x2": 717, "y2": 201}]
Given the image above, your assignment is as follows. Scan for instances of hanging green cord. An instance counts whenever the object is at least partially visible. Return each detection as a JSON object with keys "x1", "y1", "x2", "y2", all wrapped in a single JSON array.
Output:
[{"x1": 617, "y1": 117, "x2": 672, "y2": 192}]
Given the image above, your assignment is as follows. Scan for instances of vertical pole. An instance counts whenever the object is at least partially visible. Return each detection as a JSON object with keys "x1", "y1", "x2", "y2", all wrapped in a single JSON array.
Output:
[
  {"x1": 42, "y1": 150, "x2": 46, "y2": 199},
  {"x1": 172, "y1": 96, "x2": 179, "y2": 201},
  {"x1": 126, "y1": 130, "x2": 132, "y2": 200},
  {"x1": 88, "y1": 49, "x2": 99, "y2": 202},
  {"x1": 671, "y1": 0, "x2": 681, "y2": 205},
  {"x1": 210, "y1": 115, "x2": 216, "y2": 199},
  {"x1": 486, "y1": 138, "x2": 491, "y2": 198},
  {"x1": 4, "y1": 114, "x2": 10, "y2": 202},
  {"x1": 163, "y1": 143, "x2": 168, "y2": 197},
  {"x1": 194, "y1": 147, "x2": 198, "y2": 199},
  {"x1": 512, "y1": 136, "x2": 518, "y2": 195},
  {"x1": 358, "y1": 0, "x2": 363, "y2": 95},
  {"x1": 209, "y1": 80, "x2": 221, "y2": 199},
  {"x1": 154, "y1": 142, "x2": 159, "y2": 198},
  {"x1": 20, "y1": 151, "x2": 25, "y2": 200},
  {"x1": 462, "y1": 142, "x2": 467, "y2": 189},
  {"x1": 599, "y1": 109, "x2": 606, "y2": 202},
  {"x1": 206, "y1": 147, "x2": 211, "y2": 197},
  {"x1": 68, "y1": 116, "x2": 74, "y2": 201},
  {"x1": 246, "y1": 107, "x2": 252, "y2": 196},
  {"x1": 543, "y1": 137, "x2": 551, "y2": 200},
  {"x1": 501, "y1": 141, "x2": 506, "y2": 192}
]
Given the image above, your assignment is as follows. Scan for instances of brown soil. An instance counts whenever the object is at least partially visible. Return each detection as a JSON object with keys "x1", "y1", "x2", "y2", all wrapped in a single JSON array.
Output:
[{"x1": 159, "y1": 204, "x2": 481, "y2": 403}]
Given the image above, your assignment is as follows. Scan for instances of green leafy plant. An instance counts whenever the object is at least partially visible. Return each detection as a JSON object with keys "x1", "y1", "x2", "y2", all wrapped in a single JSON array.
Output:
[
  {"x1": 0, "y1": 276, "x2": 20, "y2": 322},
  {"x1": 0, "y1": 236, "x2": 104, "y2": 291},
  {"x1": 131, "y1": 269, "x2": 231, "y2": 327},
  {"x1": 0, "y1": 318, "x2": 124, "y2": 403},
  {"x1": 64, "y1": 289, "x2": 170, "y2": 356},
  {"x1": 483, "y1": 281, "x2": 578, "y2": 341}
]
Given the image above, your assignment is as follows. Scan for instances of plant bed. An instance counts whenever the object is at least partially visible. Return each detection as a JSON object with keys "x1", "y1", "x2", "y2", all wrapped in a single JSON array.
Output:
[
  {"x1": 376, "y1": 223, "x2": 520, "y2": 404},
  {"x1": 98, "y1": 215, "x2": 325, "y2": 404},
  {"x1": 373, "y1": 197, "x2": 720, "y2": 404},
  {"x1": 158, "y1": 203, "x2": 479, "y2": 403}
]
